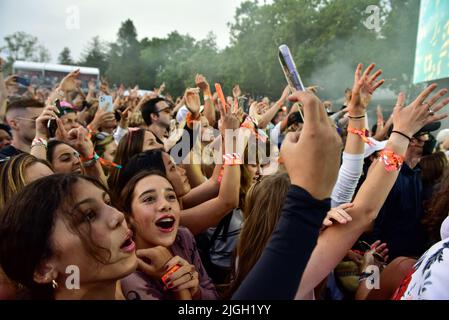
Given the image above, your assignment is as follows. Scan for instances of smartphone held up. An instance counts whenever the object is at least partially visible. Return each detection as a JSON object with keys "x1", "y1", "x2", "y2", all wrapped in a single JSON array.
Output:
[
  {"x1": 278, "y1": 44, "x2": 305, "y2": 92},
  {"x1": 278, "y1": 44, "x2": 305, "y2": 121}
]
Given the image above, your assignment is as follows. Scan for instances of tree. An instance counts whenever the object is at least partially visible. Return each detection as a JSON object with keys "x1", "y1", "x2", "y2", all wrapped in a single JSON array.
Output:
[
  {"x1": 106, "y1": 19, "x2": 143, "y2": 86},
  {"x1": 1, "y1": 31, "x2": 51, "y2": 64},
  {"x1": 58, "y1": 47, "x2": 74, "y2": 65},
  {"x1": 79, "y1": 36, "x2": 109, "y2": 74}
]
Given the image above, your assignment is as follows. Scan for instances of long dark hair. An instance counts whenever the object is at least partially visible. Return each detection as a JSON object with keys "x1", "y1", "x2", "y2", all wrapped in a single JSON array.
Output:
[
  {"x1": 111, "y1": 149, "x2": 166, "y2": 202},
  {"x1": 108, "y1": 129, "x2": 146, "y2": 189},
  {"x1": 0, "y1": 174, "x2": 111, "y2": 300},
  {"x1": 423, "y1": 169, "x2": 449, "y2": 245}
]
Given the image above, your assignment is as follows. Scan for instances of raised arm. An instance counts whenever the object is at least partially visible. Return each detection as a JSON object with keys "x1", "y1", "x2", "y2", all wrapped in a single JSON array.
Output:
[
  {"x1": 196, "y1": 74, "x2": 216, "y2": 127},
  {"x1": 331, "y1": 63, "x2": 384, "y2": 207},
  {"x1": 297, "y1": 83, "x2": 449, "y2": 298},
  {"x1": 257, "y1": 86, "x2": 290, "y2": 129},
  {"x1": 232, "y1": 89, "x2": 342, "y2": 300},
  {"x1": 180, "y1": 105, "x2": 241, "y2": 235}
]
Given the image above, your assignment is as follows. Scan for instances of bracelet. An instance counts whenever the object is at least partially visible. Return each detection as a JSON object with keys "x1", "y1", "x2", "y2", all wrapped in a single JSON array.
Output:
[
  {"x1": 379, "y1": 149, "x2": 404, "y2": 172},
  {"x1": 347, "y1": 127, "x2": 373, "y2": 146},
  {"x1": 81, "y1": 152, "x2": 100, "y2": 167},
  {"x1": 348, "y1": 114, "x2": 366, "y2": 120},
  {"x1": 31, "y1": 138, "x2": 48, "y2": 149},
  {"x1": 391, "y1": 130, "x2": 411, "y2": 142},
  {"x1": 223, "y1": 153, "x2": 243, "y2": 166}
]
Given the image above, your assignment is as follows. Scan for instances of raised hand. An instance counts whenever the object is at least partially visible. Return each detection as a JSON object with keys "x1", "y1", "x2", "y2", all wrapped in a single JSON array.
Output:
[
  {"x1": 66, "y1": 126, "x2": 94, "y2": 158},
  {"x1": 392, "y1": 85, "x2": 449, "y2": 138},
  {"x1": 349, "y1": 63, "x2": 385, "y2": 116},
  {"x1": 280, "y1": 90, "x2": 342, "y2": 200},
  {"x1": 184, "y1": 87, "x2": 201, "y2": 115},
  {"x1": 195, "y1": 74, "x2": 210, "y2": 91},
  {"x1": 35, "y1": 104, "x2": 60, "y2": 139},
  {"x1": 232, "y1": 84, "x2": 242, "y2": 99},
  {"x1": 59, "y1": 69, "x2": 80, "y2": 92}
]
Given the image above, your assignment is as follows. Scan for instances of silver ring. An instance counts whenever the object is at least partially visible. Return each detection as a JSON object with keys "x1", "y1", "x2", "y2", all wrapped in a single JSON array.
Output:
[
  {"x1": 428, "y1": 107, "x2": 435, "y2": 116},
  {"x1": 189, "y1": 271, "x2": 194, "y2": 281}
]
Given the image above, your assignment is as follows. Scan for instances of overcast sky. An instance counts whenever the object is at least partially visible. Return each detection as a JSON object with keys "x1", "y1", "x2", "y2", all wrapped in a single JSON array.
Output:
[{"x1": 0, "y1": 0, "x2": 269, "y2": 63}]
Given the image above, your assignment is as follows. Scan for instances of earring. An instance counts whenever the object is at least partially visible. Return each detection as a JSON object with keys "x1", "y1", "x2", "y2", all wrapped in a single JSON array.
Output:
[{"x1": 52, "y1": 279, "x2": 59, "y2": 289}]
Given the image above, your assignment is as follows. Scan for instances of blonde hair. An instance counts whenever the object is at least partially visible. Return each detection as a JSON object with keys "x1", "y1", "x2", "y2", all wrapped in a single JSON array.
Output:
[{"x1": 228, "y1": 172, "x2": 290, "y2": 296}]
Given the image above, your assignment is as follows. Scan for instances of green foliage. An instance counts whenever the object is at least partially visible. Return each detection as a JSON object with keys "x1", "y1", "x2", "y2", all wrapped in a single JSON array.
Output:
[
  {"x1": 2, "y1": 1, "x2": 423, "y2": 99},
  {"x1": 58, "y1": 47, "x2": 74, "y2": 65}
]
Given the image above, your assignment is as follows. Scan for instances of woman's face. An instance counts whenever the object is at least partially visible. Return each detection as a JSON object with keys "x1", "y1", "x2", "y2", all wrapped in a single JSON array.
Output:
[
  {"x1": 162, "y1": 153, "x2": 191, "y2": 197},
  {"x1": 245, "y1": 164, "x2": 260, "y2": 183},
  {"x1": 130, "y1": 175, "x2": 181, "y2": 248},
  {"x1": 24, "y1": 162, "x2": 54, "y2": 184},
  {"x1": 142, "y1": 130, "x2": 163, "y2": 152},
  {"x1": 103, "y1": 141, "x2": 118, "y2": 162},
  {"x1": 49, "y1": 179, "x2": 137, "y2": 285},
  {"x1": 52, "y1": 144, "x2": 82, "y2": 174}
]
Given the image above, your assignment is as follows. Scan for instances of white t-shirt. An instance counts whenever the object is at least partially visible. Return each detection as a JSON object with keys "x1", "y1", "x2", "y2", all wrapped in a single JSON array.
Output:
[{"x1": 401, "y1": 238, "x2": 449, "y2": 300}]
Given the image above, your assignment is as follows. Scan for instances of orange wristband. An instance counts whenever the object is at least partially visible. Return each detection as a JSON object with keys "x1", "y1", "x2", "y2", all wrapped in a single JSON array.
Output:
[
  {"x1": 348, "y1": 127, "x2": 373, "y2": 146},
  {"x1": 379, "y1": 149, "x2": 404, "y2": 172}
]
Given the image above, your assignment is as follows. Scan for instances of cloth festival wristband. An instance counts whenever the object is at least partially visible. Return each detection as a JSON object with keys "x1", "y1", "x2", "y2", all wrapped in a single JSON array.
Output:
[
  {"x1": 379, "y1": 149, "x2": 404, "y2": 172},
  {"x1": 347, "y1": 127, "x2": 373, "y2": 146},
  {"x1": 223, "y1": 153, "x2": 243, "y2": 166}
]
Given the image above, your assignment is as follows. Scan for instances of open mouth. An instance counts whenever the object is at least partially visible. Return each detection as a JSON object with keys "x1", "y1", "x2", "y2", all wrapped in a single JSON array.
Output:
[
  {"x1": 155, "y1": 215, "x2": 176, "y2": 233},
  {"x1": 120, "y1": 230, "x2": 135, "y2": 253}
]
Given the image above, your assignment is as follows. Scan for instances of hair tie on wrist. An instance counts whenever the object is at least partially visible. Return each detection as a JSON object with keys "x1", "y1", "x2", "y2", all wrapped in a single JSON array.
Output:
[{"x1": 391, "y1": 130, "x2": 411, "y2": 142}]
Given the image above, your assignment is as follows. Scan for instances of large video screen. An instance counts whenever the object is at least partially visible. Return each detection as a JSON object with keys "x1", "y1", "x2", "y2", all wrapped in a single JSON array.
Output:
[{"x1": 414, "y1": 0, "x2": 449, "y2": 84}]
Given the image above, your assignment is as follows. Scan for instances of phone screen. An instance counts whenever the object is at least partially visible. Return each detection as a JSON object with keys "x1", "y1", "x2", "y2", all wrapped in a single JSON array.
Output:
[
  {"x1": 278, "y1": 45, "x2": 305, "y2": 92},
  {"x1": 99, "y1": 95, "x2": 114, "y2": 112}
]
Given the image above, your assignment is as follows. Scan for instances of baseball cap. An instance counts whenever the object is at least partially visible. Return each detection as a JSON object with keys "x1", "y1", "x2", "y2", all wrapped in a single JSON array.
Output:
[{"x1": 414, "y1": 121, "x2": 441, "y2": 137}]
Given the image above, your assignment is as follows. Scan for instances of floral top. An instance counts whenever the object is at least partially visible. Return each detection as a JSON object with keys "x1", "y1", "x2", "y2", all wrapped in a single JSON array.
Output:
[
  {"x1": 121, "y1": 227, "x2": 219, "y2": 300},
  {"x1": 400, "y1": 238, "x2": 449, "y2": 300}
]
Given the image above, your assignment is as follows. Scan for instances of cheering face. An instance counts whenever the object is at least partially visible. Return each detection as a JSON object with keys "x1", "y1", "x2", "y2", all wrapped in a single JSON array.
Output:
[
  {"x1": 130, "y1": 175, "x2": 181, "y2": 248},
  {"x1": 51, "y1": 143, "x2": 83, "y2": 174},
  {"x1": 47, "y1": 179, "x2": 137, "y2": 286}
]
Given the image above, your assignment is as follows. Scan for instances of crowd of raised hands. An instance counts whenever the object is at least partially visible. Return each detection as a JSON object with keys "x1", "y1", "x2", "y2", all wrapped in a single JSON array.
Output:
[{"x1": 1, "y1": 54, "x2": 449, "y2": 301}]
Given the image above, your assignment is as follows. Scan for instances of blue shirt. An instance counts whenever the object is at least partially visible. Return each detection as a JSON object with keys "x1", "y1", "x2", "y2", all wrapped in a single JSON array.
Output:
[{"x1": 363, "y1": 164, "x2": 428, "y2": 260}]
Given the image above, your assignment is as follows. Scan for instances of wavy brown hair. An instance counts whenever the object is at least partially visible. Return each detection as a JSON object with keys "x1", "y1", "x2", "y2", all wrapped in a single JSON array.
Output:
[
  {"x1": 423, "y1": 168, "x2": 449, "y2": 245},
  {"x1": 227, "y1": 172, "x2": 290, "y2": 296},
  {"x1": 420, "y1": 151, "x2": 448, "y2": 188},
  {"x1": 107, "y1": 128, "x2": 146, "y2": 190}
]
